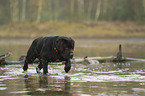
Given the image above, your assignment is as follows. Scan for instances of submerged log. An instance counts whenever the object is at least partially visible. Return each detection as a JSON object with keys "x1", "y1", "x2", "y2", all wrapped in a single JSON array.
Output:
[
  {"x1": 0, "y1": 52, "x2": 12, "y2": 64},
  {"x1": 1, "y1": 44, "x2": 145, "y2": 65},
  {"x1": 73, "y1": 56, "x2": 145, "y2": 64},
  {"x1": 0, "y1": 53, "x2": 26, "y2": 65},
  {"x1": 0, "y1": 52, "x2": 11, "y2": 60},
  {"x1": 1, "y1": 55, "x2": 145, "y2": 65},
  {"x1": 113, "y1": 44, "x2": 124, "y2": 62},
  {"x1": 73, "y1": 44, "x2": 145, "y2": 64}
]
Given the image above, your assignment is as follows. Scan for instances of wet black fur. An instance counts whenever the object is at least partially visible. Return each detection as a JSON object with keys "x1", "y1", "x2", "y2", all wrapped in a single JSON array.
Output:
[{"x1": 23, "y1": 36, "x2": 75, "y2": 74}]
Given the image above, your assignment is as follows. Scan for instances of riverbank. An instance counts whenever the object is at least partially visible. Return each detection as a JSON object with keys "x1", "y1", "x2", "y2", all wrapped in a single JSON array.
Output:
[
  {"x1": 0, "y1": 21, "x2": 145, "y2": 38},
  {"x1": 1, "y1": 37, "x2": 145, "y2": 45}
]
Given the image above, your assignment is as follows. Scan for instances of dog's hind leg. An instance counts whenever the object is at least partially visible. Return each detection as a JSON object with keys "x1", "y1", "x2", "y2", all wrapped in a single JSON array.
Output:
[
  {"x1": 36, "y1": 59, "x2": 43, "y2": 73},
  {"x1": 42, "y1": 59, "x2": 49, "y2": 75}
]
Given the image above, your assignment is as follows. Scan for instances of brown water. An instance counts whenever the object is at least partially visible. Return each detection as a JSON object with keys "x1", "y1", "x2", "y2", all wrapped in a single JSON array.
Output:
[{"x1": 0, "y1": 38, "x2": 145, "y2": 96}]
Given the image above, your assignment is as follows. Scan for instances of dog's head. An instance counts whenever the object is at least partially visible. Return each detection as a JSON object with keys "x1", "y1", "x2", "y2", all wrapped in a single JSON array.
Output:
[{"x1": 55, "y1": 36, "x2": 75, "y2": 59}]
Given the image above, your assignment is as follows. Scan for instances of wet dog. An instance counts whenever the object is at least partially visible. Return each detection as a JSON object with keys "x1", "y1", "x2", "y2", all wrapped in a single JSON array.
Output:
[{"x1": 23, "y1": 36, "x2": 75, "y2": 75}]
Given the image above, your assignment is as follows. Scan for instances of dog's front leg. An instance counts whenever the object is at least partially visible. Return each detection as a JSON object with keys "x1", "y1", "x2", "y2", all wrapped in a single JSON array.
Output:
[
  {"x1": 23, "y1": 60, "x2": 28, "y2": 71},
  {"x1": 42, "y1": 59, "x2": 49, "y2": 75},
  {"x1": 64, "y1": 59, "x2": 71, "y2": 73}
]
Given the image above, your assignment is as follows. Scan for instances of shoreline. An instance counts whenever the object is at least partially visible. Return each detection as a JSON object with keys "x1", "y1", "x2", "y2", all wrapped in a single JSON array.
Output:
[
  {"x1": 0, "y1": 21, "x2": 145, "y2": 39},
  {"x1": 0, "y1": 37, "x2": 145, "y2": 45}
]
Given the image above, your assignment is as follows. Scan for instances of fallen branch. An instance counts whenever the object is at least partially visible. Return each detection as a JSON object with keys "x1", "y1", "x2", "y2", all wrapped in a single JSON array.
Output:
[
  {"x1": 73, "y1": 56, "x2": 145, "y2": 64},
  {"x1": 0, "y1": 52, "x2": 12, "y2": 60}
]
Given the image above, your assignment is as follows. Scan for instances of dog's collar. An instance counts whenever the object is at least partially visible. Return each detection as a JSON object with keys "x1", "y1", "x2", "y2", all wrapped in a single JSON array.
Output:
[{"x1": 54, "y1": 48, "x2": 58, "y2": 53}]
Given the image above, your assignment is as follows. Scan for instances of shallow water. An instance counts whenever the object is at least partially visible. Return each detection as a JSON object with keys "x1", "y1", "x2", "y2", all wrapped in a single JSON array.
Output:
[{"x1": 0, "y1": 38, "x2": 145, "y2": 96}]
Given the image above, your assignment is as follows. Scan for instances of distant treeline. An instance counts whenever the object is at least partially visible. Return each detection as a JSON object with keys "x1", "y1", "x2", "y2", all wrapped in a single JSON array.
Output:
[{"x1": 0, "y1": 0, "x2": 145, "y2": 24}]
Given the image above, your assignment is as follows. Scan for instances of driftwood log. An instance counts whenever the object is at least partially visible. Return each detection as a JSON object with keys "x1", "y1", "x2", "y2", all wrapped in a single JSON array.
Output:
[
  {"x1": 0, "y1": 55, "x2": 145, "y2": 65},
  {"x1": 0, "y1": 52, "x2": 11, "y2": 64},
  {"x1": 1, "y1": 44, "x2": 145, "y2": 65},
  {"x1": 73, "y1": 44, "x2": 145, "y2": 63},
  {"x1": 73, "y1": 56, "x2": 145, "y2": 64},
  {"x1": 0, "y1": 53, "x2": 24, "y2": 65}
]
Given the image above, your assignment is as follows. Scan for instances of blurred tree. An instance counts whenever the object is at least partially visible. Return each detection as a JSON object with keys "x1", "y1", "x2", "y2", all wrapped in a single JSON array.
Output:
[
  {"x1": 70, "y1": 0, "x2": 75, "y2": 21},
  {"x1": 143, "y1": 0, "x2": 145, "y2": 11},
  {"x1": 78, "y1": 0, "x2": 84, "y2": 20},
  {"x1": 95, "y1": 0, "x2": 101, "y2": 21},
  {"x1": 88, "y1": 0, "x2": 93, "y2": 20},
  {"x1": 132, "y1": 0, "x2": 145, "y2": 24},
  {"x1": 0, "y1": 0, "x2": 144, "y2": 24},
  {"x1": 22, "y1": 0, "x2": 26, "y2": 21},
  {"x1": 0, "y1": 0, "x2": 10, "y2": 24},
  {"x1": 47, "y1": 0, "x2": 53, "y2": 21},
  {"x1": 54, "y1": 0, "x2": 59, "y2": 22},
  {"x1": 37, "y1": 0, "x2": 42, "y2": 22},
  {"x1": 10, "y1": 0, "x2": 19, "y2": 22}
]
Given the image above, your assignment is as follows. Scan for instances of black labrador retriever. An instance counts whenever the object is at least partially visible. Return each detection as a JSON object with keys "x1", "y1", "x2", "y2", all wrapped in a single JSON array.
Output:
[{"x1": 23, "y1": 36, "x2": 75, "y2": 75}]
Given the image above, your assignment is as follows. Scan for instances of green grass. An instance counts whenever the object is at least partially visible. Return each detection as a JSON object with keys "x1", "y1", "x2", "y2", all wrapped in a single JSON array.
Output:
[{"x1": 0, "y1": 21, "x2": 145, "y2": 38}]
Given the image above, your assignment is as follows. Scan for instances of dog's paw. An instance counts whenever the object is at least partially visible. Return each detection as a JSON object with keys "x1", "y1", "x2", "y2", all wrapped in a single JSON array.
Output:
[
  {"x1": 36, "y1": 67, "x2": 41, "y2": 73},
  {"x1": 64, "y1": 64, "x2": 71, "y2": 73},
  {"x1": 22, "y1": 70, "x2": 27, "y2": 73},
  {"x1": 43, "y1": 73, "x2": 50, "y2": 76}
]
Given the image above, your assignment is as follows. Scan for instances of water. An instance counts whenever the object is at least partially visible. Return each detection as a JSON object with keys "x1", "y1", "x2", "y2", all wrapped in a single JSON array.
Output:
[{"x1": 0, "y1": 38, "x2": 145, "y2": 96}]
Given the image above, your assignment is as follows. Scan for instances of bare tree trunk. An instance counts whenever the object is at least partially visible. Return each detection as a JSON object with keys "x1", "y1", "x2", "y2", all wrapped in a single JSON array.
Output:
[
  {"x1": 103, "y1": 0, "x2": 107, "y2": 14},
  {"x1": 143, "y1": 0, "x2": 145, "y2": 12},
  {"x1": 78, "y1": 0, "x2": 84, "y2": 20},
  {"x1": 95, "y1": 0, "x2": 101, "y2": 21},
  {"x1": 88, "y1": 0, "x2": 93, "y2": 20},
  {"x1": 37, "y1": 0, "x2": 42, "y2": 23},
  {"x1": 70, "y1": 0, "x2": 75, "y2": 20},
  {"x1": 54, "y1": 0, "x2": 59, "y2": 22},
  {"x1": 10, "y1": 0, "x2": 19, "y2": 22},
  {"x1": 22, "y1": 0, "x2": 26, "y2": 21},
  {"x1": 48, "y1": 0, "x2": 53, "y2": 22}
]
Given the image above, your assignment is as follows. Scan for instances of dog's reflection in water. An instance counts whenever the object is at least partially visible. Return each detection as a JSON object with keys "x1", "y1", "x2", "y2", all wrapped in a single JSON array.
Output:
[{"x1": 24, "y1": 75, "x2": 72, "y2": 95}]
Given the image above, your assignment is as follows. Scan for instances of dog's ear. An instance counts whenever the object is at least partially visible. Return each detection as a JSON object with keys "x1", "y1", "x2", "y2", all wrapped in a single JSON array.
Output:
[
  {"x1": 55, "y1": 37, "x2": 67, "y2": 52},
  {"x1": 55, "y1": 39, "x2": 64, "y2": 52},
  {"x1": 71, "y1": 39, "x2": 75, "y2": 50},
  {"x1": 55, "y1": 37, "x2": 74, "y2": 51}
]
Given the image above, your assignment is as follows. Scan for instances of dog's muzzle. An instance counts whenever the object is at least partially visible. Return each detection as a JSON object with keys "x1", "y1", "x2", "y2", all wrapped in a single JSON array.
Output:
[{"x1": 70, "y1": 52, "x2": 73, "y2": 58}]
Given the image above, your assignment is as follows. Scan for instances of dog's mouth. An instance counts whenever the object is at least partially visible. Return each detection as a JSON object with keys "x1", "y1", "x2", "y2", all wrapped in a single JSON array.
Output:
[
  {"x1": 70, "y1": 53, "x2": 73, "y2": 58},
  {"x1": 62, "y1": 52, "x2": 74, "y2": 59}
]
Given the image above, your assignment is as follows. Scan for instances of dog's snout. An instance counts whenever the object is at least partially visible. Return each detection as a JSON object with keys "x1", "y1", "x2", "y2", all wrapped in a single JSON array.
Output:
[
  {"x1": 70, "y1": 52, "x2": 73, "y2": 58},
  {"x1": 70, "y1": 53, "x2": 73, "y2": 56}
]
